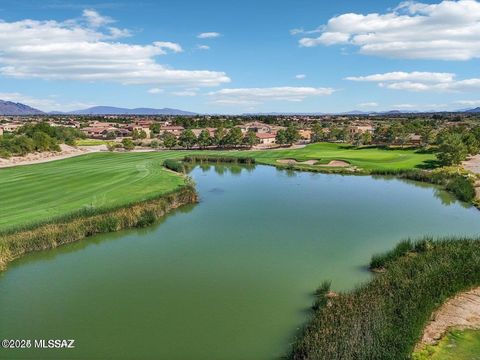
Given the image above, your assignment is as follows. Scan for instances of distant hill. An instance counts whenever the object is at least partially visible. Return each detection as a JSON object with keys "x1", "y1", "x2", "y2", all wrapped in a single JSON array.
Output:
[
  {"x1": 0, "y1": 100, "x2": 43, "y2": 115},
  {"x1": 465, "y1": 107, "x2": 480, "y2": 113},
  {"x1": 67, "y1": 106, "x2": 196, "y2": 116}
]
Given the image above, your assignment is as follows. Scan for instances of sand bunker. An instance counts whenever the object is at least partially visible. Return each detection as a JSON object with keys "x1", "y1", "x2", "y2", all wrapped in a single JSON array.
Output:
[
  {"x1": 277, "y1": 159, "x2": 318, "y2": 165},
  {"x1": 417, "y1": 287, "x2": 480, "y2": 348},
  {"x1": 320, "y1": 160, "x2": 350, "y2": 167},
  {"x1": 277, "y1": 159, "x2": 350, "y2": 167}
]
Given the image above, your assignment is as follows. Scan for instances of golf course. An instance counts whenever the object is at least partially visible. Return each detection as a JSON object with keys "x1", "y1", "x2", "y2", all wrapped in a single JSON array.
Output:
[{"x1": 0, "y1": 143, "x2": 436, "y2": 232}]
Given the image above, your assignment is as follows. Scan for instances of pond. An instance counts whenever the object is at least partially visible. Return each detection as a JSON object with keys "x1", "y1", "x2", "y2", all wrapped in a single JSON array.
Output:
[{"x1": 1, "y1": 164, "x2": 480, "y2": 359}]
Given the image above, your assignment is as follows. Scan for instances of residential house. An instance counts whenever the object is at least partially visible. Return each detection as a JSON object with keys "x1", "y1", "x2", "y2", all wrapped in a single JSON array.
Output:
[{"x1": 256, "y1": 132, "x2": 277, "y2": 145}]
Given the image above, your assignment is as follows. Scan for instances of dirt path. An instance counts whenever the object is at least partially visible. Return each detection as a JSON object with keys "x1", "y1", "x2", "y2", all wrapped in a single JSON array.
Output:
[
  {"x1": 462, "y1": 155, "x2": 480, "y2": 200},
  {"x1": 0, "y1": 144, "x2": 105, "y2": 169},
  {"x1": 417, "y1": 287, "x2": 480, "y2": 348}
]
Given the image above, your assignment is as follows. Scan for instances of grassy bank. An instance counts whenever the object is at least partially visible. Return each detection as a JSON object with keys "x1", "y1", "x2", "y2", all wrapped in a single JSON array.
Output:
[
  {"x1": 289, "y1": 238, "x2": 480, "y2": 360},
  {"x1": 0, "y1": 185, "x2": 197, "y2": 270},
  {"x1": 413, "y1": 329, "x2": 480, "y2": 359}
]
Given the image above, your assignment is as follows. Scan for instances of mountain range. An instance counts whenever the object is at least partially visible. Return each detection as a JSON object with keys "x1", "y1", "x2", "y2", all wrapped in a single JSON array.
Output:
[
  {"x1": 66, "y1": 106, "x2": 196, "y2": 116},
  {"x1": 0, "y1": 100, "x2": 44, "y2": 115},
  {"x1": 1, "y1": 99, "x2": 480, "y2": 116}
]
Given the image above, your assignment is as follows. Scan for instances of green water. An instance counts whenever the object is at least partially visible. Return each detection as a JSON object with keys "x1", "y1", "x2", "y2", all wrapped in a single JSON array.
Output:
[{"x1": 1, "y1": 165, "x2": 480, "y2": 360}]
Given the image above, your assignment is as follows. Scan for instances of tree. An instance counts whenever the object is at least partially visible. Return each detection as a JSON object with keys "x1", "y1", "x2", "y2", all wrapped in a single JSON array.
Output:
[
  {"x1": 419, "y1": 126, "x2": 434, "y2": 147},
  {"x1": 243, "y1": 130, "x2": 259, "y2": 148},
  {"x1": 213, "y1": 127, "x2": 227, "y2": 147},
  {"x1": 162, "y1": 132, "x2": 177, "y2": 149},
  {"x1": 224, "y1": 127, "x2": 243, "y2": 147},
  {"x1": 149, "y1": 123, "x2": 161, "y2": 135},
  {"x1": 105, "y1": 131, "x2": 116, "y2": 140},
  {"x1": 275, "y1": 129, "x2": 288, "y2": 145},
  {"x1": 285, "y1": 125, "x2": 300, "y2": 145},
  {"x1": 132, "y1": 129, "x2": 147, "y2": 140},
  {"x1": 361, "y1": 131, "x2": 373, "y2": 145},
  {"x1": 462, "y1": 132, "x2": 480, "y2": 155},
  {"x1": 197, "y1": 130, "x2": 212, "y2": 149},
  {"x1": 437, "y1": 133, "x2": 468, "y2": 166},
  {"x1": 178, "y1": 129, "x2": 197, "y2": 149},
  {"x1": 311, "y1": 123, "x2": 324, "y2": 143},
  {"x1": 32, "y1": 131, "x2": 58, "y2": 152},
  {"x1": 121, "y1": 138, "x2": 135, "y2": 151},
  {"x1": 150, "y1": 139, "x2": 160, "y2": 149}
]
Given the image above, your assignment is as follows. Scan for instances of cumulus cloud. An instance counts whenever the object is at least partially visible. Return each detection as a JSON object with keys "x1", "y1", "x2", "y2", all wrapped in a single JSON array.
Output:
[
  {"x1": 346, "y1": 71, "x2": 480, "y2": 92},
  {"x1": 148, "y1": 88, "x2": 164, "y2": 94},
  {"x1": 197, "y1": 45, "x2": 210, "y2": 50},
  {"x1": 209, "y1": 86, "x2": 335, "y2": 105},
  {"x1": 295, "y1": 74, "x2": 306, "y2": 79},
  {"x1": 296, "y1": 0, "x2": 480, "y2": 60},
  {"x1": 197, "y1": 32, "x2": 221, "y2": 39},
  {"x1": 0, "y1": 11, "x2": 230, "y2": 87}
]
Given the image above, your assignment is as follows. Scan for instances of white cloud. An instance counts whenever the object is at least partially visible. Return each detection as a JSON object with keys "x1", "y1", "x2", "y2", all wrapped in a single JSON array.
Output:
[
  {"x1": 171, "y1": 90, "x2": 197, "y2": 96},
  {"x1": 345, "y1": 71, "x2": 454, "y2": 83},
  {"x1": 295, "y1": 74, "x2": 306, "y2": 79},
  {"x1": 358, "y1": 102, "x2": 379, "y2": 107},
  {"x1": 346, "y1": 71, "x2": 480, "y2": 92},
  {"x1": 153, "y1": 41, "x2": 183, "y2": 53},
  {"x1": 82, "y1": 9, "x2": 113, "y2": 27},
  {"x1": 197, "y1": 32, "x2": 221, "y2": 39},
  {"x1": 0, "y1": 11, "x2": 230, "y2": 87},
  {"x1": 148, "y1": 88, "x2": 164, "y2": 94},
  {"x1": 197, "y1": 45, "x2": 210, "y2": 50},
  {"x1": 455, "y1": 99, "x2": 480, "y2": 106},
  {"x1": 296, "y1": 0, "x2": 480, "y2": 60},
  {"x1": 209, "y1": 86, "x2": 335, "y2": 105}
]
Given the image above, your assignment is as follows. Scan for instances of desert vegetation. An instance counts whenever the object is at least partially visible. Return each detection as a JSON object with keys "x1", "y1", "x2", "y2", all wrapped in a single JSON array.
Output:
[{"x1": 289, "y1": 237, "x2": 480, "y2": 360}]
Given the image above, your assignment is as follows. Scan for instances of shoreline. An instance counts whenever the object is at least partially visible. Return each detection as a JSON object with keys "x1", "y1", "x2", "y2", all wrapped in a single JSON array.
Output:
[{"x1": 0, "y1": 185, "x2": 197, "y2": 271}]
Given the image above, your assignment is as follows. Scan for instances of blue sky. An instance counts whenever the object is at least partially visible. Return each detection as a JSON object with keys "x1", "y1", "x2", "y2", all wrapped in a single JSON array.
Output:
[{"x1": 0, "y1": 0, "x2": 479, "y2": 113}]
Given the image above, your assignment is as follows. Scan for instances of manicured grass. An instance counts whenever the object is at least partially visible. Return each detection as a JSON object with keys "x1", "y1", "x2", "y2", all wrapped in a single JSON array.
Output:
[
  {"x1": 0, "y1": 152, "x2": 186, "y2": 232},
  {"x1": 75, "y1": 139, "x2": 113, "y2": 146},
  {"x1": 414, "y1": 330, "x2": 480, "y2": 360},
  {"x1": 249, "y1": 143, "x2": 436, "y2": 171},
  {"x1": 0, "y1": 143, "x2": 435, "y2": 232}
]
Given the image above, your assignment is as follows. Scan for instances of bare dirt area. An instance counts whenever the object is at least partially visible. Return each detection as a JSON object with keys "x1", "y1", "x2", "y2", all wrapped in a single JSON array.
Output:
[
  {"x1": 417, "y1": 287, "x2": 480, "y2": 348},
  {"x1": 462, "y1": 155, "x2": 480, "y2": 200},
  {"x1": 0, "y1": 144, "x2": 103, "y2": 168}
]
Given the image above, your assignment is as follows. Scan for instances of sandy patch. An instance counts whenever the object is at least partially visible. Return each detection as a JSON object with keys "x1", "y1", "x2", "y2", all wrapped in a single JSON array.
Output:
[
  {"x1": 463, "y1": 155, "x2": 480, "y2": 175},
  {"x1": 462, "y1": 155, "x2": 480, "y2": 201},
  {"x1": 277, "y1": 159, "x2": 318, "y2": 165},
  {"x1": 0, "y1": 144, "x2": 101, "y2": 168},
  {"x1": 319, "y1": 160, "x2": 350, "y2": 167},
  {"x1": 416, "y1": 287, "x2": 480, "y2": 349}
]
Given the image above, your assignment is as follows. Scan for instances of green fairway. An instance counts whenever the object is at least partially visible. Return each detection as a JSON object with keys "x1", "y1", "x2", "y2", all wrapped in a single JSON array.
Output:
[
  {"x1": 414, "y1": 330, "x2": 480, "y2": 360},
  {"x1": 0, "y1": 143, "x2": 435, "y2": 232},
  {"x1": 0, "y1": 152, "x2": 186, "y2": 231}
]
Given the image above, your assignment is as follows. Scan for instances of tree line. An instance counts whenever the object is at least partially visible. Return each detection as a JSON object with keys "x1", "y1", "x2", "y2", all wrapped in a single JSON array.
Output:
[{"x1": 0, "y1": 123, "x2": 85, "y2": 158}]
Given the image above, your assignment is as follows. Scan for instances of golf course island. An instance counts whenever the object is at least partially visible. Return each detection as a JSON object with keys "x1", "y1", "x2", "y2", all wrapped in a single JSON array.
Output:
[{"x1": 1, "y1": 141, "x2": 480, "y2": 359}]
